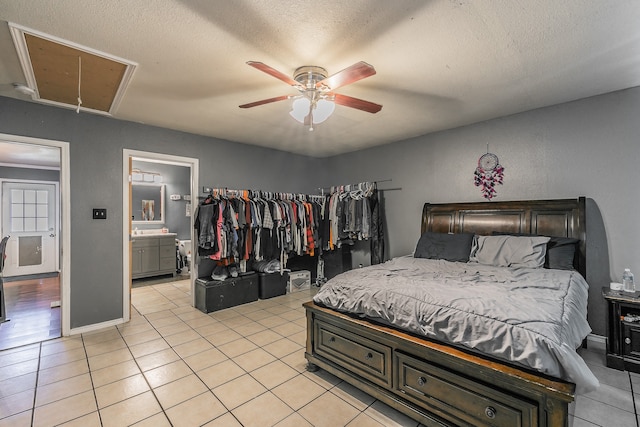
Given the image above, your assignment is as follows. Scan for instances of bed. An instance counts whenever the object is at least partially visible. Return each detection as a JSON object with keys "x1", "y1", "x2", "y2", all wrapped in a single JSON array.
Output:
[{"x1": 304, "y1": 197, "x2": 597, "y2": 427}]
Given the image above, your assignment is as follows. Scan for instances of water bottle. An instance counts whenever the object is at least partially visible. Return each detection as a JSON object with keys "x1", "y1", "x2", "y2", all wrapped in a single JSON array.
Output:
[{"x1": 623, "y1": 268, "x2": 635, "y2": 293}]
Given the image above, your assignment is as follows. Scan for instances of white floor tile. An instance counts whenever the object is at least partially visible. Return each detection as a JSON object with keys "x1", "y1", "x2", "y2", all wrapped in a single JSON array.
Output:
[{"x1": 0, "y1": 280, "x2": 630, "y2": 427}]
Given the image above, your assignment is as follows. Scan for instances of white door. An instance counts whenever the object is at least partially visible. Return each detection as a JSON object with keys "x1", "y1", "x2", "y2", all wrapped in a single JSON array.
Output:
[{"x1": 1, "y1": 181, "x2": 59, "y2": 277}]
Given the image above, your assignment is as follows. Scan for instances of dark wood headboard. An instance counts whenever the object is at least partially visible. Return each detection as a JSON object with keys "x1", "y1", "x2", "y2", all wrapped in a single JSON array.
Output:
[{"x1": 421, "y1": 197, "x2": 586, "y2": 277}]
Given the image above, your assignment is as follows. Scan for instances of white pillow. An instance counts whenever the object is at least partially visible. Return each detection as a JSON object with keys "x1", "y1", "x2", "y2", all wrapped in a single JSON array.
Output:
[{"x1": 469, "y1": 235, "x2": 550, "y2": 268}]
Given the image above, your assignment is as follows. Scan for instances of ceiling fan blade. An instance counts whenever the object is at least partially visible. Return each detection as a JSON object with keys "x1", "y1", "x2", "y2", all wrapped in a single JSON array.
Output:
[
  {"x1": 247, "y1": 61, "x2": 301, "y2": 87},
  {"x1": 316, "y1": 61, "x2": 376, "y2": 91},
  {"x1": 333, "y1": 93, "x2": 382, "y2": 114},
  {"x1": 239, "y1": 95, "x2": 290, "y2": 109}
]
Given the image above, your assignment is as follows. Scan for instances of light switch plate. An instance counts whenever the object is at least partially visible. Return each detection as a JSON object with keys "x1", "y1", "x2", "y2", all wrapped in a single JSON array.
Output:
[{"x1": 93, "y1": 208, "x2": 107, "y2": 219}]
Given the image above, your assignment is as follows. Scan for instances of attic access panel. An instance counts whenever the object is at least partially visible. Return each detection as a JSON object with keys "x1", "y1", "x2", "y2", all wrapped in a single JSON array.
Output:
[{"x1": 9, "y1": 23, "x2": 136, "y2": 115}]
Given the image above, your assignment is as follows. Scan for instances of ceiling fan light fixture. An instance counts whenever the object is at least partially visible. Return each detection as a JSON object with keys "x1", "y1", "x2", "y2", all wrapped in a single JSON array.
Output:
[
  {"x1": 289, "y1": 97, "x2": 311, "y2": 123},
  {"x1": 289, "y1": 96, "x2": 335, "y2": 127},
  {"x1": 312, "y1": 99, "x2": 335, "y2": 124}
]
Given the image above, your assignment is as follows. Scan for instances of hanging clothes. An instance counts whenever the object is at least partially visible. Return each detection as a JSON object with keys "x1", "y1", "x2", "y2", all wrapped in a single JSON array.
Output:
[
  {"x1": 324, "y1": 182, "x2": 378, "y2": 249},
  {"x1": 369, "y1": 188, "x2": 385, "y2": 265},
  {"x1": 194, "y1": 196, "x2": 219, "y2": 257},
  {"x1": 196, "y1": 184, "x2": 384, "y2": 268},
  {"x1": 195, "y1": 189, "x2": 326, "y2": 272},
  {"x1": 318, "y1": 182, "x2": 385, "y2": 264}
]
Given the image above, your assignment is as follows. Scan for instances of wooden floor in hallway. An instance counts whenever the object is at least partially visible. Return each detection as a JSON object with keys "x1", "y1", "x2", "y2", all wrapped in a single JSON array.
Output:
[{"x1": 0, "y1": 275, "x2": 60, "y2": 351}]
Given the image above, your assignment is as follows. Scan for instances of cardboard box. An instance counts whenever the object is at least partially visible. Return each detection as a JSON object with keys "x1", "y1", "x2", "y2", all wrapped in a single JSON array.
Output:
[{"x1": 288, "y1": 270, "x2": 311, "y2": 293}]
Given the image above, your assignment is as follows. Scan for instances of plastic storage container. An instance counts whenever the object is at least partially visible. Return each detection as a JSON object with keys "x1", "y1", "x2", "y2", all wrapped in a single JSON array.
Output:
[
  {"x1": 623, "y1": 268, "x2": 635, "y2": 293},
  {"x1": 195, "y1": 273, "x2": 258, "y2": 313},
  {"x1": 258, "y1": 272, "x2": 288, "y2": 299}
]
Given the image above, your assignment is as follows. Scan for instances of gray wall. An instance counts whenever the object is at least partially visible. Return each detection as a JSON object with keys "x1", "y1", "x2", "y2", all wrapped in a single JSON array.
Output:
[
  {"x1": 0, "y1": 96, "x2": 322, "y2": 329},
  {"x1": 324, "y1": 86, "x2": 640, "y2": 336},
  {"x1": 1, "y1": 85, "x2": 638, "y2": 335}
]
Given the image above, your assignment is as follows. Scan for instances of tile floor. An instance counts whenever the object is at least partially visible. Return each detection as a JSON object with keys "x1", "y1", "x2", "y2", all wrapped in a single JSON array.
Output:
[{"x1": 0, "y1": 278, "x2": 637, "y2": 426}]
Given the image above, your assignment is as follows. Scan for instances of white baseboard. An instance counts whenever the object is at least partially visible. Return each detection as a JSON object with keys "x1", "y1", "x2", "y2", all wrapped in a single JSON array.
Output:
[{"x1": 67, "y1": 318, "x2": 126, "y2": 336}]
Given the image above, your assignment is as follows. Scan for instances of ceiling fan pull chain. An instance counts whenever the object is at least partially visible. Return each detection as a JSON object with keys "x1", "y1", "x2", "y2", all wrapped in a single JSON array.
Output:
[
  {"x1": 308, "y1": 102, "x2": 315, "y2": 131},
  {"x1": 76, "y1": 56, "x2": 83, "y2": 113}
]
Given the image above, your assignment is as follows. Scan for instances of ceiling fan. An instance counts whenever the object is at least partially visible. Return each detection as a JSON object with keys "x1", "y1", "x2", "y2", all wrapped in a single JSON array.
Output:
[{"x1": 239, "y1": 61, "x2": 382, "y2": 131}]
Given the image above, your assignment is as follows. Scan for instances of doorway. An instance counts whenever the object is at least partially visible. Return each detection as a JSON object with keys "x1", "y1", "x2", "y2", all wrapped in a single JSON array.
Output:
[
  {"x1": 122, "y1": 150, "x2": 198, "y2": 320},
  {"x1": 0, "y1": 133, "x2": 70, "y2": 350},
  {"x1": 1, "y1": 181, "x2": 59, "y2": 276}
]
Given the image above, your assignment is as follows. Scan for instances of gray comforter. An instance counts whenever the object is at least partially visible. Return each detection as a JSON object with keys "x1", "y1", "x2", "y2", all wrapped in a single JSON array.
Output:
[{"x1": 313, "y1": 256, "x2": 599, "y2": 394}]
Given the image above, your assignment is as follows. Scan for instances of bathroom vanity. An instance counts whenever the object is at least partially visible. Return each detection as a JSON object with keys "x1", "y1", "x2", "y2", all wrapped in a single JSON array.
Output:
[{"x1": 131, "y1": 233, "x2": 176, "y2": 279}]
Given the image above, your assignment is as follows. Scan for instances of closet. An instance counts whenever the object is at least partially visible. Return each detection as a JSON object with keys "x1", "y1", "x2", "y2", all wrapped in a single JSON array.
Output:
[{"x1": 193, "y1": 183, "x2": 384, "y2": 312}]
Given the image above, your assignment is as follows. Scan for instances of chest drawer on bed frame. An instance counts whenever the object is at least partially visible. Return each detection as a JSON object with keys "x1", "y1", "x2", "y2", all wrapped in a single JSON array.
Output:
[
  {"x1": 314, "y1": 320, "x2": 392, "y2": 388},
  {"x1": 395, "y1": 352, "x2": 537, "y2": 427}
]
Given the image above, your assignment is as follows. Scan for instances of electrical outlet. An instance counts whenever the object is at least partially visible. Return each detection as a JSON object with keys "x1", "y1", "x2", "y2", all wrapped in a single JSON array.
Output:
[{"x1": 93, "y1": 208, "x2": 107, "y2": 219}]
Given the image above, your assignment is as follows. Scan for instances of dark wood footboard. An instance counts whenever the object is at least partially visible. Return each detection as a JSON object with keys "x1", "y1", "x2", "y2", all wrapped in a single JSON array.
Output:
[{"x1": 304, "y1": 301, "x2": 574, "y2": 427}]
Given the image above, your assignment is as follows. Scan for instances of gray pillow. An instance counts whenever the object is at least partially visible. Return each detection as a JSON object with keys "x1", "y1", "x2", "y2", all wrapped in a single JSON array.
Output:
[
  {"x1": 492, "y1": 232, "x2": 579, "y2": 270},
  {"x1": 469, "y1": 235, "x2": 550, "y2": 268},
  {"x1": 414, "y1": 232, "x2": 475, "y2": 262}
]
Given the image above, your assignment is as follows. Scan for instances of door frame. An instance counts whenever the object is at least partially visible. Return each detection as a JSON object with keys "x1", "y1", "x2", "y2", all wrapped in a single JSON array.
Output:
[
  {"x1": 0, "y1": 133, "x2": 70, "y2": 336},
  {"x1": 122, "y1": 149, "x2": 199, "y2": 319},
  {"x1": 0, "y1": 179, "x2": 60, "y2": 276}
]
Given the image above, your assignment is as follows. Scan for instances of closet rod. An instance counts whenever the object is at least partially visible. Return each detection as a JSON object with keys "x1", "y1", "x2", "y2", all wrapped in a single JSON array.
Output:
[
  {"x1": 317, "y1": 178, "x2": 391, "y2": 192},
  {"x1": 200, "y1": 186, "x2": 325, "y2": 201}
]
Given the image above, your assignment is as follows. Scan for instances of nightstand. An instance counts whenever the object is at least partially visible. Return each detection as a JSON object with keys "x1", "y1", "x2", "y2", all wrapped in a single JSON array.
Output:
[{"x1": 603, "y1": 287, "x2": 640, "y2": 373}]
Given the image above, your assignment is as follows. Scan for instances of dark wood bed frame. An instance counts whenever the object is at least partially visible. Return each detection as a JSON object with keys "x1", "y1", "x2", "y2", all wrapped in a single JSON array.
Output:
[{"x1": 304, "y1": 197, "x2": 586, "y2": 427}]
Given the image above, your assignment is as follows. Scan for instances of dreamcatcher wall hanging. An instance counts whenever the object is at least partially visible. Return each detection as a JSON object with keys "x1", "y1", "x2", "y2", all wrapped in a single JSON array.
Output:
[{"x1": 474, "y1": 150, "x2": 504, "y2": 200}]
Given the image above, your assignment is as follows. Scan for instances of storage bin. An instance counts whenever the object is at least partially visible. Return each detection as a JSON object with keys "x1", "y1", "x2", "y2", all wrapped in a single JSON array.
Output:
[
  {"x1": 258, "y1": 272, "x2": 288, "y2": 299},
  {"x1": 195, "y1": 273, "x2": 258, "y2": 313}
]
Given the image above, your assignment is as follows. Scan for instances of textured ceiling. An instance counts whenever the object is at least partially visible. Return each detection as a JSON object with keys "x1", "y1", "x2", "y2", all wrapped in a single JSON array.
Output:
[{"x1": 1, "y1": 1, "x2": 640, "y2": 158}]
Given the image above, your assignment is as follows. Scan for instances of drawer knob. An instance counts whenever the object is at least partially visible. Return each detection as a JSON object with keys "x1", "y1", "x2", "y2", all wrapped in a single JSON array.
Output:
[
  {"x1": 365, "y1": 352, "x2": 373, "y2": 360},
  {"x1": 485, "y1": 406, "x2": 496, "y2": 419},
  {"x1": 626, "y1": 337, "x2": 632, "y2": 345},
  {"x1": 329, "y1": 336, "x2": 336, "y2": 343},
  {"x1": 417, "y1": 376, "x2": 427, "y2": 387}
]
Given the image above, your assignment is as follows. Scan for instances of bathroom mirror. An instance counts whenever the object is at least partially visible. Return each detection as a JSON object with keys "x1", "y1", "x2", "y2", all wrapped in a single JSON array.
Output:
[{"x1": 132, "y1": 183, "x2": 165, "y2": 223}]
